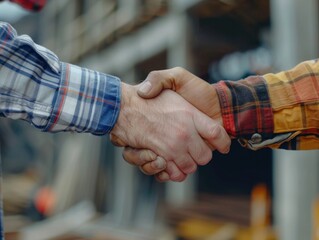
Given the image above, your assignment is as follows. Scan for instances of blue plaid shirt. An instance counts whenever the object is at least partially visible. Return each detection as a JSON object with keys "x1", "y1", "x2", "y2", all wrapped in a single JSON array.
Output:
[
  {"x1": 0, "y1": 22, "x2": 121, "y2": 238},
  {"x1": 0, "y1": 22, "x2": 121, "y2": 134}
]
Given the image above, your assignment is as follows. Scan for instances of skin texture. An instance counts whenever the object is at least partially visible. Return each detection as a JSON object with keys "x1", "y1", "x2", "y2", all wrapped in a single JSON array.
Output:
[
  {"x1": 141, "y1": 68, "x2": 227, "y2": 181},
  {"x1": 110, "y1": 82, "x2": 230, "y2": 181},
  {"x1": 138, "y1": 67, "x2": 223, "y2": 121}
]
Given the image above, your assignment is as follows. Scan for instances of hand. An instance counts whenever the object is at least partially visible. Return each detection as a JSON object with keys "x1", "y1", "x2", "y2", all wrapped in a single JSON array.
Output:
[
  {"x1": 138, "y1": 67, "x2": 222, "y2": 120},
  {"x1": 110, "y1": 82, "x2": 230, "y2": 181},
  {"x1": 121, "y1": 68, "x2": 231, "y2": 181}
]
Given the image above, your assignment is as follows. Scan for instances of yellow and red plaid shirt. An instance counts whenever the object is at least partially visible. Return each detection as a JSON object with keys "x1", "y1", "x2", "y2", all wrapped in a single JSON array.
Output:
[{"x1": 215, "y1": 59, "x2": 319, "y2": 150}]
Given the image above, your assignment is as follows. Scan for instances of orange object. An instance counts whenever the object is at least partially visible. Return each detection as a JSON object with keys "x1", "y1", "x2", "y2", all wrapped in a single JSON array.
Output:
[
  {"x1": 313, "y1": 198, "x2": 319, "y2": 240},
  {"x1": 251, "y1": 184, "x2": 270, "y2": 240},
  {"x1": 34, "y1": 186, "x2": 55, "y2": 216}
]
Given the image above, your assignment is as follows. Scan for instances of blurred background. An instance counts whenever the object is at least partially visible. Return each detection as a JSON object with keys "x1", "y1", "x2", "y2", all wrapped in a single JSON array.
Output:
[{"x1": 0, "y1": 0, "x2": 318, "y2": 239}]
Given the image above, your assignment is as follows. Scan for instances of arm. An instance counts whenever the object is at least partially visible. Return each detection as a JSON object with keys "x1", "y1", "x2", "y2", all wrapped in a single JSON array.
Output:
[
  {"x1": 125, "y1": 60, "x2": 319, "y2": 179},
  {"x1": 137, "y1": 61, "x2": 319, "y2": 150},
  {"x1": 0, "y1": 22, "x2": 120, "y2": 134},
  {"x1": 215, "y1": 59, "x2": 319, "y2": 150},
  {"x1": 0, "y1": 22, "x2": 230, "y2": 181}
]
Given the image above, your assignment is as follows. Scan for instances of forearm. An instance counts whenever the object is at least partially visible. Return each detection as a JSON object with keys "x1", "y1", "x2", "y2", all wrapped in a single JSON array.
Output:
[
  {"x1": 213, "y1": 59, "x2": 319, "y2": 150},
  {"x1": 0, "y1": 22, "x2": 121, "y2": 134},
  {"x1": 264, "y1": 59, "x2": 319, "y2": 133}
]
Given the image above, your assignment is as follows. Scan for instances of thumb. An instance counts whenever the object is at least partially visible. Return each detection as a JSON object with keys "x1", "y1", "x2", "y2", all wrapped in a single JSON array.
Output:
[
  {"x1": 193, "y1": 111, "x2": 231, "y2": 154},
  {"x1": 138, "y1": 70, "x2": 175, "y2": 99}
]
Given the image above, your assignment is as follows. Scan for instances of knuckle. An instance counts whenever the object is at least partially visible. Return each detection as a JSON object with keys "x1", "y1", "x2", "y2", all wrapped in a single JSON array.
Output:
[
  {"x1": 207, "y1": 125, "x2": 222, "y2": 141},
  {"x1": 176, "y1": 129, "x2": 190, "y2": 142},
  {"x1": 156, "y1": 172, "x2": 169, "y2": 182},
  {"x1": 197, "y1": 149, "x2": 212, "y2": 166},
  {"x1": 122, "y1": 150, "x2": 133, "y2": 164},
  {"x1": 186, "y1": 164, "x2": 197, "y2": 174},
  {"x1": 139, "y1": 150, "x2": 156, "y2": 162},
  {"x1": 178, "y1": 160, "x2": 197, "y2": 174},
  {"x1": 171, "y1": 173, "x2": 187, "y2": 182},
  {"x1": 172, "y1": 66, "x2": 185, "y2": 75},
  {"x1": 139, "y1": 165, "x2": 152, "y2": 175},
  {"x1": 151, "y1": 157, "x2": 166, "y2": 170},
  {"x1": 167, "y1": 142, "x2": 182, "y2": 156},
  {"x1": 122, "y1": 148, "x2": 144, "y2": 165},
  {"x1": 148, "y1": 70, "x2": 160, "y2": 79}
]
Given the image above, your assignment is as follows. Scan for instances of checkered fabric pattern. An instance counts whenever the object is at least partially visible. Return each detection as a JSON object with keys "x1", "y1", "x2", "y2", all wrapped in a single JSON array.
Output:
[
  {"x1": 215, "y1": 76, "x2": 274, "y2": 139},
  {"x1": 215, "y1": 59, "x2": 319, "y2": 150},
  {"x1": 0, "y1": 22, "x2": 121, "y2": 135}
]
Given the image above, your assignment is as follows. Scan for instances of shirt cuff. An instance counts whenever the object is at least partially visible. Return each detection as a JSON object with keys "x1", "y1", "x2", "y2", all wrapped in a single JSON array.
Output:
[
  {"x1": 214, "y1": 76, "x2": 274, "y2": 144},
  {"x1": 43, "y1": 62, "x2": 121, "y2": 135}
]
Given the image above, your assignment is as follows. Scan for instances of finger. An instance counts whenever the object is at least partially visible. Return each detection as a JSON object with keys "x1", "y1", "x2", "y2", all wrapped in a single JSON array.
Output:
[
  {"x1": 139, "y1": 69, "x2": 221, "y2": 127},
  {"x1": 155, "y1": 171, "x2": 170, "y2": 182},
  {"x1": 166, "y1": 161, "x2": 187, "y2": 182},
  {"x1": 205, "y1": 140, "x2": 216, "y2": 151},
  {"x1": 139, "y1": 156, "x2": 167, "y2": 175},
  {"x1": 188, "y1": 134, "x2": 213, "y2": 166},
  {"x1": 138, "y1": 71, "x2": 174, "y2": 98},
  {"x1": 173, "y1": 153, "x2": 197, "y2": 175},
  {"x1": 122, "y1": 147, "x2": 157, "y2": 166},
  {"x1": 110, "y1": 133, "x2": 127, "y2": 147},
  {"x1": 137, "y1": 68, "x2": 218, "y2": 116},
  {"x1": 193, "y1": 111, "x2": 231, "y2": 154}
]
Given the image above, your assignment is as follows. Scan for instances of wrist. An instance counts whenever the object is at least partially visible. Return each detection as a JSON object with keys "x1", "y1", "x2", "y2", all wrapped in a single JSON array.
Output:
[
  {"x1": 111, "y1": 83, "x2": 132, "y2": 138},
  {"x1": 120, "y1": 82, "x2": 130, "y2": 116},
  {"x1": 111, "y1": 83, "x2": 140, "y2": 143}
]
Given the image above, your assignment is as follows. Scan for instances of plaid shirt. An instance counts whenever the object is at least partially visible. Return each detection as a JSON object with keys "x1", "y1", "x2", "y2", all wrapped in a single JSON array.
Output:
[
  {"x1": 215, "y1": 59, "x2": 319, "y2": 150},
  {"x1": 0, "y1": 22, "x2": 121, "y2": 134},
  {"x1": 0, "y1": 22, "x2": 120, "y2": 239}
]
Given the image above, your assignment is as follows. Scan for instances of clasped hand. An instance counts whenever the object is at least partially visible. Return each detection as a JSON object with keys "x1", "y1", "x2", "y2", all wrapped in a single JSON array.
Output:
[{"x1": 110, "y1": 67, "x2": 231, "y2": 182}]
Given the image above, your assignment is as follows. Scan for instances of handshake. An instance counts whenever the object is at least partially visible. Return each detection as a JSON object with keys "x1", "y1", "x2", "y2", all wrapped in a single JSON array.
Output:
[{"x1": 110, "y1": 67, "x2": 231, "y2": 182}]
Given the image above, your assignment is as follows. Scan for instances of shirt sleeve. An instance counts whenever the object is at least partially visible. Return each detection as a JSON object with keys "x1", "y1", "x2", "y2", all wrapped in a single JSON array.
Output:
[
  {"x1": 214, "y1": 59, "x2": 319, "y2": 150},
  {"x1": 0, "y1": 22, "x2": 121, "y2": 135}
]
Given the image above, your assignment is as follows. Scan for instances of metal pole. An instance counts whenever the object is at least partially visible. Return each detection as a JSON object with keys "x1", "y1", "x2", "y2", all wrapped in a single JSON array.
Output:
[{"x1": 270, "y1": 0, "x2": 319, "y2": 239}]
